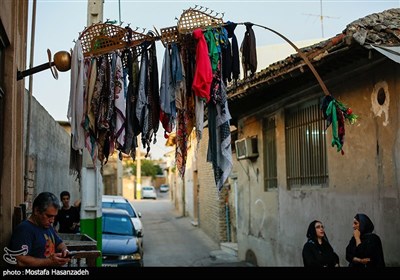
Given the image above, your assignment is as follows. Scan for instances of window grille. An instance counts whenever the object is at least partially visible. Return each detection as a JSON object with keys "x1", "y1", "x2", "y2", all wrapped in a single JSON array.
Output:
[{"x1": 285, "y1": 99, "x2": 328, "y2": 188}]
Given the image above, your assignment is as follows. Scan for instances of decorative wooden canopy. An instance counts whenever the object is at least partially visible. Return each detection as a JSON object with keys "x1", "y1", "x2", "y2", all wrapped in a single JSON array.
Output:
[
  {"x1": 177, "y1": 7, "x2": 224, "y2": 34},
  {"x1": 78, "y1": 22, "x2": 155, "y2": 57},
  {"x1": 76, "y1": 7, "x2": 225, "y2": 55},
  {"x1": 160, "y1": 6, "x2": 224, "y2": 45}
]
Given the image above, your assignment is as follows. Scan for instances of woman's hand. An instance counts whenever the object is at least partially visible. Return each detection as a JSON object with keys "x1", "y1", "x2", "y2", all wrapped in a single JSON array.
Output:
[{"x1": 353, "y1": 257, "x2": 370, "y2": 265}]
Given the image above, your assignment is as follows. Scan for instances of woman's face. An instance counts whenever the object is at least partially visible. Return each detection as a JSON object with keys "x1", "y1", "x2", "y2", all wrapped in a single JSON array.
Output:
[
  {"x1": 353, "y1": 219, "x2": 360, "y2": 231},
  {"x1": 315, "y1": 222, "x2": 325, "y2": 239}
]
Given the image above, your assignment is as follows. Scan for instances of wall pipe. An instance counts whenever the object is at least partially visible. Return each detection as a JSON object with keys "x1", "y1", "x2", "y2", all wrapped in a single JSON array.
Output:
[
  {"x1": 24, "y1": 0, "x2": 37, "y2": 201},
  {"x1": 225, "y1": 201, "x2": 231, "y2": 242}
]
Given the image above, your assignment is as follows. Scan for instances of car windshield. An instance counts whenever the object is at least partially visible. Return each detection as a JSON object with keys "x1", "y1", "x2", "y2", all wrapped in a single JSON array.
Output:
[
  {"x1": 143, "y1": 187, "x2": 153, "y2": 191},
  {"x1": 102, "y1": 214, "x2": 134, "y2": 236},
  {"x1": 102, "y1": 202, "x2": 137, "y2": 218}
]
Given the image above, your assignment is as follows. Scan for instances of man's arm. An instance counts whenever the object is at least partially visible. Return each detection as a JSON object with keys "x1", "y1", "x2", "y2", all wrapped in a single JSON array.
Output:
[
  {"x1": 15, "y1": 253, "x2": 70, "y2": 267},
  {"x1": 57, "y1": 242, "x2": 69, "y2": 256},
  {"x1": 15, "y1": 241, "x2": 71, "y2": 267}
]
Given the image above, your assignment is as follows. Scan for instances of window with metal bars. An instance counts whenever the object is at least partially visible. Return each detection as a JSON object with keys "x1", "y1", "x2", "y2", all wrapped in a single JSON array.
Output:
[
  {"x1": 285, "y1": 99, "x2": 328, "y2": 188},
  {"x1": 263, "y1": 116, "x2": 277, "y2": 190}
]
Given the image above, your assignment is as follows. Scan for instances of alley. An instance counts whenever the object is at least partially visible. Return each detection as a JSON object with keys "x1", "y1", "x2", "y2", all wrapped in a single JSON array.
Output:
[{"x1": 131, "y1": 192, "x2": 247, "y2": 267}]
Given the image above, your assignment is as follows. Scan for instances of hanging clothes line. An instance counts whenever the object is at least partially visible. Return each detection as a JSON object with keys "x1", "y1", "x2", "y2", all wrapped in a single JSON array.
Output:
[
  {"x1": 69, "y1": 5, "x2": 335, "y2": 192},
  {"x1": 74, "y1": 5, "x2": 331, "y2": 98}
]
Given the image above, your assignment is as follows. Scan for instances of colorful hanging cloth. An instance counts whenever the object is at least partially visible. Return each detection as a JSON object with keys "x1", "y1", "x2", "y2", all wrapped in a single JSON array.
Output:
[{"x1": 192, "y1": 28, "x2": 212, "y2": 103}]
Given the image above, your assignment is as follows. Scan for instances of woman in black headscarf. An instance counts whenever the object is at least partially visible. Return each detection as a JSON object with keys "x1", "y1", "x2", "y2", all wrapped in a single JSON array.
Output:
[
  {"x1": 302, "y1": 220, "x2": 340, "y2": 267},
  {"x1": 346, "y1": 213, "x2": 385, "y2": 267}
]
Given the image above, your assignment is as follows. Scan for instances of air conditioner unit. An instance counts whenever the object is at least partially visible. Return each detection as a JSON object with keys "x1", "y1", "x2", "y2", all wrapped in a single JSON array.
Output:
[{"x1": 235, "y1": 137, "x2": 259, "y2": 160}]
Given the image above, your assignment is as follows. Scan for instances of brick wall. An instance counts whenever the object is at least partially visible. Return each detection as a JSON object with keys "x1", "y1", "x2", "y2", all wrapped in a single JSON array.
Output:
[{"x1": 197, "y1": 128, "x2": 230, "y2": 243}]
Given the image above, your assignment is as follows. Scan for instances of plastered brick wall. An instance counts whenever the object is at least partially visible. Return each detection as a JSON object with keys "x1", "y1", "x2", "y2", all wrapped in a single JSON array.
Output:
[
  {"x1": 24, "y1": 93, "x2": 80, "y2": 210},
  {"x1": 197, "y1": 128, "x2": 230, "y2": 243}
]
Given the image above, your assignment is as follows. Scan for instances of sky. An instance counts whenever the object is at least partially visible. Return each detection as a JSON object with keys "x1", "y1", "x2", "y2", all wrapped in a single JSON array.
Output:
[{"x1": 26, "y1": 0, "x2": 400, "y2": 159}]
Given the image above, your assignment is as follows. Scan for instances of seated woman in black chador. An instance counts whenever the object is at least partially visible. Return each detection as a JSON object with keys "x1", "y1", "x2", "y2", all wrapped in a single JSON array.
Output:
[
  {"x1": 346, "y1": 213, "x2": 385, "y2": 267},
  {"x1": 302, "y1": 220, "x2": 339, "y2": 267}
]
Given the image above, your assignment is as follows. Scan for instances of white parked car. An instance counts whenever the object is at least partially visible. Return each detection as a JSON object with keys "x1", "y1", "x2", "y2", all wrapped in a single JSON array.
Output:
[
  {"x1": 141, "y1": 186, "x2": 157, "y2": 200},
  {"x1": 159, "y1": 184, "x2": 169, "y2": 192},
  {"x1": 102, "y1": 195, "x2": 144, "y2": 247}
]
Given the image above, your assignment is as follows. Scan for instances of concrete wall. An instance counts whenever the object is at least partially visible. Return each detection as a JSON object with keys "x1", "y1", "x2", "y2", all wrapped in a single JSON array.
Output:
[
  {"x1": 234, "y1": 59, "x2": 400, "y2": 266},
  {"x1": 122, "y1": 175, "x2": 135, "y2": 201},
  {"x1": 24, "y1": 93, "x2": 80, "y2": 211},
  {"x1": 174, "y1": 174, "x2": 184, "y2": 216}
]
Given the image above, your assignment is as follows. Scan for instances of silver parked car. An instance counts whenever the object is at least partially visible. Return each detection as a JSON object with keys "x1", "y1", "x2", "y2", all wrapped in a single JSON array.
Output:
[
  {"x1": 101, "y1": 208, "x2": 143, "y2": 267},
  {"x1": 102, "y1": 195, "x2": 144, "y2": 247}
]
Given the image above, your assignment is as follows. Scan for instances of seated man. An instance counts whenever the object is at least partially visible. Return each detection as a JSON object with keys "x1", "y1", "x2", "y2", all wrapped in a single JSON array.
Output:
[
  {"x1": 54, "y1": 191, "x2": 80, "y2": 233},
  {"x1": 8, "y1": 192, "x2": 71, "y2": 267}
]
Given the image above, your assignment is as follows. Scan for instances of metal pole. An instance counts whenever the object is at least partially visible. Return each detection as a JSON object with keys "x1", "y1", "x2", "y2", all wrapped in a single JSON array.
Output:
[
  {"x1": 320, "y1": 0, "x2": 324, "y2": 38},
  {"x1": 136, "y1": 137, "x2": 141, "y2": 199},
  {"x1": 17, "y1": 61, "x2": 53, "y2": 81},
  {"x1": 118, "y1": 0, "x2": 122, "y2": 25},
  {"x1": 24, "y1": 0, "x2": 37, "y2": 201},
  {"x1": 241, "y1": 22, "x2": 331, "y2": 97}
]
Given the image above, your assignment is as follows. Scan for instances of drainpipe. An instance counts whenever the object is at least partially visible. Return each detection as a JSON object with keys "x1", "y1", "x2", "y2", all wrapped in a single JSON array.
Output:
[
  {"x1": 24, "y1": 0, "x2": 37, "y2": 202},
  {"x1": 136, "y1": 137, "x2": 141, "y2": 200},
  {"x1": 225, "y1": 201, "x2": 231, "y2": 242},
  {"x1": 182, "y1": 178, "x2": 185, "y2": 216}
]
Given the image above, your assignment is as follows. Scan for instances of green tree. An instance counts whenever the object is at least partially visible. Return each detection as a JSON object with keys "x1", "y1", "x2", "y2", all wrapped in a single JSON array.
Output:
[{"x1": 130, "y1": 159, "x2": 163, "y2": 179}]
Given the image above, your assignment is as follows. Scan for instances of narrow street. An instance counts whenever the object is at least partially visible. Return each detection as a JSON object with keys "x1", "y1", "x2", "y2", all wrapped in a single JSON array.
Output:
[{"x1": 131, "y1": 191, "x2": 248, "y2": 267}]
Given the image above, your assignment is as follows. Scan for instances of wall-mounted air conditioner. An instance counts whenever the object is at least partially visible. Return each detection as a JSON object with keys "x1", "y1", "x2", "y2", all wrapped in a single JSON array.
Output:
[{"x1": 235, "y1": 136, "x2": 259, "y2": 160}]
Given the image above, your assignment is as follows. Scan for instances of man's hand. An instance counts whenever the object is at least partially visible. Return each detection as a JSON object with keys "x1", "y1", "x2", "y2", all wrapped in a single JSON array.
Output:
[
  {"x1": 70, "y1": 223, "x2": 78, "y2": 231},
  {"x1": 49, "y1": 252, "x2": 70, "y2": 266}
]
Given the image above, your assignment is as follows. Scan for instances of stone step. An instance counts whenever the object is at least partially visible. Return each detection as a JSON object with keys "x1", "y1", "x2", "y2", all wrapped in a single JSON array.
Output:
[{"x1": 220, "y1": 242, "x2": 238, "y2": 257}]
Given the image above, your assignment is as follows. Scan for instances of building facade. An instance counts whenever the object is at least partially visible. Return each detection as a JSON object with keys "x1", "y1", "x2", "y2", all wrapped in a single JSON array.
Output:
[
  {"x1": 0, "y1": 0, "x2": 29, "y2": 267},
  {"x1": 227, "y1": 9, "x2": 400, "y2": 266}
]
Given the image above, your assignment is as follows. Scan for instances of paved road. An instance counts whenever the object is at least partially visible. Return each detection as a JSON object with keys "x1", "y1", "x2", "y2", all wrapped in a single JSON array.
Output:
[{"x1": 130, "y1": 191, "x2": 251, "y2": 267}]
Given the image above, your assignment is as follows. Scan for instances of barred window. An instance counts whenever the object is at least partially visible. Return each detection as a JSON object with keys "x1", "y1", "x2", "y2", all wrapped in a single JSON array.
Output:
[
  {"x1": 263, "y1": 116, "x2": 277, "y2": 190},
  {"x1": 285, "y1": 99, "x2": 328, "y2": 188}
]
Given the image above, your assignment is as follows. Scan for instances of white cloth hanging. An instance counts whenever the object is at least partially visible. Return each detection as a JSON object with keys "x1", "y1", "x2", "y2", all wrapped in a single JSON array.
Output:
[{"x1": 68, "y1": 39, "x2": 86, "y2": 151}]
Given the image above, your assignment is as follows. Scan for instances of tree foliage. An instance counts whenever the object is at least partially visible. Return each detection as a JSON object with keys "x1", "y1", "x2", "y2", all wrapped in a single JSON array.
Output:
[{"x1": 129, "y1": 159, "x2": 163, "y2": 178}]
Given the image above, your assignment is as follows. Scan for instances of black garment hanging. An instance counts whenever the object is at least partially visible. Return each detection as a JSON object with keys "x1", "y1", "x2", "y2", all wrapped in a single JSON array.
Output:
[
  {"x1": 222, "y1": 21, "x2": 240, "y2": 83},
  {"x1": 241, "y1": 22, "x2": 257, "y2": 78}
]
